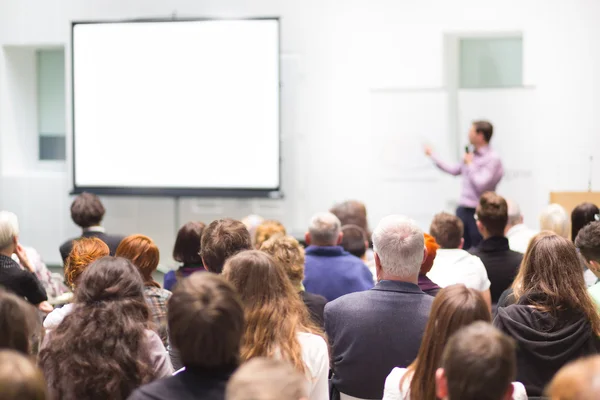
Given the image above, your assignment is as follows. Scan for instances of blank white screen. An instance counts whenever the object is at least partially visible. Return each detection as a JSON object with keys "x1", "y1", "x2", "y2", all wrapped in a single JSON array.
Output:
[{"x1": 73, "y1": 20, "x2": 279, "y2": 190}]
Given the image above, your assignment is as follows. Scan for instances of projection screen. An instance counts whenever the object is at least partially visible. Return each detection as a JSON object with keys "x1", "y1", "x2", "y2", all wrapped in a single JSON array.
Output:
[{"x1": 71, "y1": 19, "x2": 280, "y2": 197}]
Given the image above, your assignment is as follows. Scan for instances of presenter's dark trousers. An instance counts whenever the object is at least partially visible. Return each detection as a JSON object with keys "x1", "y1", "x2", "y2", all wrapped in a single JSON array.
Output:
[{"x1": 456, "y1": 206, "x2": 482, "y2": 250}]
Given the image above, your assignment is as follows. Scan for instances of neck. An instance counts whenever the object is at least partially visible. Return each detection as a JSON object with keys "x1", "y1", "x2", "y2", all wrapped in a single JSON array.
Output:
[
  {"x1": 475, "y1": 143, "x2": 488, "y2": 152},
  {"x1": 0, "y1": 249, "x2": 12, "y2": 258},
  {"x1": 379, "y1": 273, "x2": 418, "y2": 285}
]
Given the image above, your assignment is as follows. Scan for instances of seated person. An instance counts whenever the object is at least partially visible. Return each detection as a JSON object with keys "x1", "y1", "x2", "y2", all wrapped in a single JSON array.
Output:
[
  {"x1": 571, "y1": 202, "x2": 600, "y2": 286},
  {"x1": 59, "y1": 192, "x2": 124, "y2": 263},
  {"x1": 303, "y1": 212, "x2": 373, "y2": 301},
  {"x1": 575, "y1": 222, "x2": 600, "y2": 304},
  {"x1": 340, "y1": 224, "x2": 373, "y2": 280},
  {"x1": 418, "y1": 234, "x2": 442, "y2": 296},
  {"x1": 254, "y1": 220, "x2": 286, "y2": 249},
  {"x1": 0, "y1": 211, "x2": 51, "y2": 313},
  {"x1": 201, "y1": 218, "x2": 252, "y2": 274},
  {"x1": 504, "y1": 200, "x2": 537, "y2": 254},
  {"x1": 164, "y1": 221, "x2": 206, "y2": 291},
  {"x1": 0, "y1": 350, "x2": 47, "y2": 400},
  {"x1": 0, "y1": 289, "x2": 42, "y2": 355},
  {"x1": 436, "y1": 322, "x2": 519, "y2": 400},
  {"x1": 546, "y1": 355, "x2": 600, "y2": 399},
  {"x1": 539, "y1": 203, "x2": 570, "y2": 239},
  {"x1": 129, "y1": 273, "x2": 244, "y2": 400}
]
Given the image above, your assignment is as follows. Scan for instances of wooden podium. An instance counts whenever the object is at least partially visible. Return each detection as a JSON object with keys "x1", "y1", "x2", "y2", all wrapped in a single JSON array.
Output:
[{"x1": 549, "y1": 192, "x2": 600, "y2": 215}]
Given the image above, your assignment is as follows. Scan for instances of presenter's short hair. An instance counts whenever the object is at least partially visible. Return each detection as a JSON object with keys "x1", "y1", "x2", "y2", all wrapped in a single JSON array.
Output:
[
  {"x1": 473, "y1": 120, "x2": 494, "y2": 143},
  {"x1": 70, "y1": 193, "x2": 105, "y2": 228},
  {"x1": 201, "y1": 219, "x2": 252, "y2": 274}
]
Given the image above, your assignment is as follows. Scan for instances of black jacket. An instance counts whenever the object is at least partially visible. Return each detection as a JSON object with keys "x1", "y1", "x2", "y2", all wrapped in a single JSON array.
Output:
[
  {"x1": 301, "y1": 290, "x2": 327, "y2": 328},
  {"x1": 470, "y1": 236, "x2": 522, "y2": 303},
  {"x1": 325, "y1": 280, "x2": 434, "y2": 399},
  {"x1": 59, "y1": 231, "x2": 124, "y2": 263},
  {"x1": 0, "y1": 254, "x2": 47, "y2": 305},
  {"x1": 494, "y1": 299, "x2": 600, "y2": 396}
]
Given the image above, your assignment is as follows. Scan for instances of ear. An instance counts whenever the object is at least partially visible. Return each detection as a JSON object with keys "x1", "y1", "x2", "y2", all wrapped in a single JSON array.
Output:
[
  {"x1": 422, "y1": 246, "x2": 428, "y2": 265},
  {"x1": 201, "y1": 257, "x2": 209, "y2": 271},
  {"x1": 305, "y1": 232, "x2": 311, "y2": 246},
  {"x1": 476, "y1": 220, "x2": 485, "y2": 235},
  {"x1": 502, "y1": 383, "x2": 514, "y2": 400},
  {"x1": 590, "y1": 260, "x2": 600, "y2": 273},
  {"x1": 458, "y1": 238, "x2": 464, "y2": 250},
  {"x1": 375, "y1": 253, "x2": 382, "y2": 281},
  {"x1": 337, "y1": 231, "x2": 344, "y2": 245},
  {"x1": 435, "y1": 368, "x2": 448, "y2": 400}
]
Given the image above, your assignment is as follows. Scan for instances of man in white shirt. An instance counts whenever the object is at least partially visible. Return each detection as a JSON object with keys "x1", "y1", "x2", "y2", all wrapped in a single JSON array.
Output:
[
  {"x1": 427, "y1": 212, "x2": 492, "y2": 309},
  {"x1": 504, "y1": 200, "x2": 537, "y2": 254}
]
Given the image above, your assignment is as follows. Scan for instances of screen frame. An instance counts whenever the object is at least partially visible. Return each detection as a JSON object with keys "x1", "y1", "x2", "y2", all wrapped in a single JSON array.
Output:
[{"x1": 70, "y1": 17, "x2": 282, "y2": 198}]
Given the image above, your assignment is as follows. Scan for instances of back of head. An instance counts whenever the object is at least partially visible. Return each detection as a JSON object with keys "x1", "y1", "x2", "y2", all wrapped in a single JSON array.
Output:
[
  {"x1": 410, "y1": 285, "x2": 491, "y2": 400},
  {"x1": 254, "y1": 220, "x2": 286, "y2": 249},
  {"x1": 476, "y1": 192, "x2": 508, "y2": 237},
  {"x1": 340, "y1": 224, "x2": 368, "y2": 258},
  {"x1": 201, "y1": 218, "x2": 252, "y2": 273},
  {"x1": 115, "y1": 234, "x2": 160, "y2": 287},
  {"x1": 372, "y1": 215, "x2": 424, "y2": 278},
  {"x1": 70, "y1": 192, "x2": 105, "y2": 229},
  {"x1": 473, "y1": 120, "x2": 494, "y2": 143},
  {"x1": 571, "y1": 202, "x2": 600, "y2": 242},
  {"x1": 168, "y1": 273, "x2": 243, "y2": 369},
  {"x1": 0, "y1": 350, "x2": 47, "y2": 400},
  {"x1": 330, "y1": 200, "x2": 369, "y2": 235},
  {"x1": 546, "y1": 355, "x2": 600, "y2": 400},
  {"x1": 307, "y1": 212, "x2": 341, "y2": 246},
  {"x1": 0, "y1": 290, "x2": 40, "y2": 355},
  {"x1": 0, "y1": 211, "x2": 19, "y2": 251},
  {"x1": 65, "y1": 237, "x2": 110, "y2": 288},
  {"x1": 539, "y1": 204, "x2": 570, "y2": 239},
  {"x1": 440, "y1": 321, "x2": 515, "y2": 400},
  {"x1": 430, "y1": 212, "x2": 464, "y2": 249},
  {"x1": 226, "y1": 358, "x2": 307, "y2": 400},
  {"x1": 421, "y1": 233, "x2": 440, "y2": 275},
  {"x1": 575, "y1": 221, "x2": 600, "y2": 265},
  {"x1": 173, "y1": 221, "x2": 205, "y2": 265},
  {"x1": 506, "y1": 199, "x2": 523, "y2": 228},
  {"x1": 260, "y1": 235, "x2": 305, "y2": 288}
]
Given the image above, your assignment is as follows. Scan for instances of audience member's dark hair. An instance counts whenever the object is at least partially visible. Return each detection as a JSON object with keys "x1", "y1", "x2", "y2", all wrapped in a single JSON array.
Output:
[
  {"x1": 201, "y1": 219, "x2": 252, "y2": 273},
  {"x1": 340, "y1": 224, "x2": 368, "y2": 258},
  {"x1": 440, "y1": 322, "x2": 516, "y2": 400},
  {"x1": 0, "y1": 350, "x2": 47, "y2": 400},
  {"x1": 0, "y1": 290, "x2": 41, "y2": 355},
  {"x1": 330, "y1": 200, "x2": 370, "y2": 238},
  {"x1": 403, "y1": 285, "x2": 491, "y2": 400},
  {"x1": 70, "y1": 192, "x2": 105, "y2": 228},
  {"x1": 571, "y1": 202, "x2": 600, "y2": 242},
  {"x1": 168, "y1": 273, "x2": 243, "y2": 368},
  {"x1": 476, "y1": 192, "x2": 508, "y2": 237},
  {"x1": 473, "y1": 120, "x2": 494, "y2": 143},
  {"x1": 39, "y1": 256, "x2": 155, "y2": 400},
  {"x1": 430, "y1": 212, "x2": 464, "y2": 249},
  {"x1": 576, "y1": 221, "x2": 600, "y2": 264},
  {"x1": 173, "y1": 221, "x2": 205, "y2": 265}
]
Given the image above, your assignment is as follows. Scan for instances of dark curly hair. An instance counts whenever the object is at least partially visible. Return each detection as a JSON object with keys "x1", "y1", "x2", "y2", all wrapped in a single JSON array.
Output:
[{"x1": 39, "y1": 256, "x2": 155, "y2": 400}]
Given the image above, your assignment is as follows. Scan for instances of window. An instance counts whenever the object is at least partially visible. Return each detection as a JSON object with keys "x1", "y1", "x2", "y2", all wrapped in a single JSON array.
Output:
[
  {"x1": 37, "y1": 49, "x2": 66, "y2": 160},
  {"x1": 459, "y1": 37, "x2": 523, "y2": 89}
]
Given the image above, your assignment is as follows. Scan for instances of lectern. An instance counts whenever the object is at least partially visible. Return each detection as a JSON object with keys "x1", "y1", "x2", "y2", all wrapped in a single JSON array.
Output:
[{"x1": 549, "y1": 192, "x2": 600, "y2": 216}]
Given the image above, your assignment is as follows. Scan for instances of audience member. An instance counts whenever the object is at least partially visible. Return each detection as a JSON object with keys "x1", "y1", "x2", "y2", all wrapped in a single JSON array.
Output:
[
  {"x1": 340, "y1": 224, "x2": 369, "y2": 261},
  {"x1": 0, "y1": 211, "x2": 51, "y2": 313},
  {"x1": 494, "y1": 232, "x2": 600, "y2": 396},
  {"x1": 0, "y1": 350, "x2": 47, "y2": 400},
  {"x1": 44, "y1": 237, "x2": 109, "y2": 332},
  {"x1": 303, "y1": 212, "x2": 373, "y2": 301},
  {"x1": 505, "y1": 199, "x2": 537, "y2": 253},
  {"x1": 129, "y1": 273, "x2": 244, "y2": 400},
  {"x1": 325, "y1": 215, "x2": 434, "y2": 400},
  {"x1": 39, "y1": 256, "x2": 172, "y2": 400},
  {"x1": 546, "y1": 355, "x2": 600, "y2": 400},
  {"x1": 260, "y1": 235, "x2": 327, "y2": 327},
  {"x1": 417, "y1": 234, "x2": 442, "y2": 296},
  {"x1": 241, "y1": 214, "x2": 264, "y2": 247},
  {"x1": 330, "y1": 200, "x2": 373, "y2": 261},
  {"x1": 59, "y1": 192, "x2": 124, "y2": 262},
  {"x1": 116, "y1": 235, "x2": 171, "y2": 346},
  {"x1": 436, "y1": 322, "x2": 518, "y2": 400},
  {"x1": 575, "y1": 221, "x2": 600, "y2": 304},
  {"x1": 226, "y1": 358, "x2": 308, "y2": 400},
  {"x1": 427, "y1": 213, "x2": 492, "y2": 308},
  {"x1": 164, "y1": 221, "x2": 206, "y2": 291},
  {"x1": 254, "y1": 219, "x2": 286, "y2": 249},
  {"x1": 571, "y1": 202, "x2": 599, "y2": 242},
  {"x1": 14, "y1": 246, "x2": 68, "y2": 300},
  {"x1": 201, "y1": 218, "x2": 252, "y2": 274},
  {"x1": 0, "y1": 289, "x2": 42, "y2": 355},
  {"x1": 382, "y1": 285, "x2": 526, "y2": 400},
  {"x1": 539, "y1": 203, "x2": 570, "y2": 239},
  {"x1": 223, "y1": 251, "x2": 328, "y2": 400},
  {"x1": 469, "y1": 192, "x2": 522, "y2": 304}
]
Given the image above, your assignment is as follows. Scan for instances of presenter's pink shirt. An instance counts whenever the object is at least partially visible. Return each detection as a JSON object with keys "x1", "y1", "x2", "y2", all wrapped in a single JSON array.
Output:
[{"x1": 431, "y1": 146, "x2": 504, "y2": 208}]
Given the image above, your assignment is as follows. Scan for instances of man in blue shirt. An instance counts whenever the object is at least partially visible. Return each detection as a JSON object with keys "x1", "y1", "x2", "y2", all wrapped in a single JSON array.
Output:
[{"x1": 303, "y1": 212, "x2": 373, "y2": 301}]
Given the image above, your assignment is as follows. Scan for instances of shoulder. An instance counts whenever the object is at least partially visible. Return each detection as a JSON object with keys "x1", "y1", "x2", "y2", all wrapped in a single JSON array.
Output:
[
  {"x1": 383, "y1": 368, "x2": 410, "y2": 400},
  {"x1": 325, "y1": 289, "x2": 371, "y2": 311},
  {"x1": 297, "y1": 332, "x2": 328, "y2": 376},
  {"x1": 302, "y1": 291, "x2": 327, "y2": 306},
  {"x1": 511, "y1": 381, "x2": 528, "y2": 400},
  {"x1": 128, "y1": 377, "x2": 175, "y2": 400}
]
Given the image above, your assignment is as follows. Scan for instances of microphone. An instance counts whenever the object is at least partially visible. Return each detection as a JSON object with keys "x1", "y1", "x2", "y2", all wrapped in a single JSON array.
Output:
[{"x1": 465, "y1": 146, "x2": 471, "y2": 154}]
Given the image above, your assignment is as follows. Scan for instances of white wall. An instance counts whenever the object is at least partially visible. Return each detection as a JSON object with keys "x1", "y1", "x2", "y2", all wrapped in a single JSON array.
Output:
[{"x1": 1, "y1": 0, "x2": 600, "y2": 266}]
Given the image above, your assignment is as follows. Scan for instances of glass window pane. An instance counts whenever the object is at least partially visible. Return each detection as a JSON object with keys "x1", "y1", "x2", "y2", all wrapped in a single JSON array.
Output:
[
  {"x1": 37, "y1": 49, "x2": 66, "y2": 160},
  {"x1": 460, "y1": 37, "x2": 523, "y2": 88}
]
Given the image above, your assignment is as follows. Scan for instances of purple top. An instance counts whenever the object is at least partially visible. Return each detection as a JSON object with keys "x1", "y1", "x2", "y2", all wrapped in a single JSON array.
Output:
[
  {"x1": 431, "y1": 146, "x2": 504, "y2": 208},
  {"x1": 418, "y1": 274, "x2": 441, "y2": 297}
]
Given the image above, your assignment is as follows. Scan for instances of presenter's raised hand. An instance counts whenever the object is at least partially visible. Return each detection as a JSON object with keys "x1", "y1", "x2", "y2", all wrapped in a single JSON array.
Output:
[{"x1": 424, "y1": 145, "x2": 433, "y2": 157}]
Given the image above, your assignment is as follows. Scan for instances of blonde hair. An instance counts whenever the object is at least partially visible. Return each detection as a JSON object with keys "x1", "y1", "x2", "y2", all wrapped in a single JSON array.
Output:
[
  {"x1": 547, "y1": 355, "x2": 600, "y2": 399},
  {"x1": 540, "y1": 204, "x2": 570, "y2": 239},
  {"x1": 0, "y1": 211, "x2": 19, "y2": 250},
  {"x1": 254, "y1": 220, "x2": 286, "y2": 249},
  {"x1": 260, "y1": 235, "x2": 305, "y2": 287},
  {"x1": 0, "y1": 350, "x2": 47, "y2": 400}
]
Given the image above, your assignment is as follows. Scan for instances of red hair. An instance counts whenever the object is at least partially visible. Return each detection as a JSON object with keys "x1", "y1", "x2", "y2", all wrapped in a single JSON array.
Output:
[
  {"x1": 116, "y1": 234, "x2": 160, "y2": 287},
  {"x1": 420, "y1": 233, "x2": 440, "y2": 275},
  {"x1": 65, "y1": 237, "x2": 110, "y2": 287}
]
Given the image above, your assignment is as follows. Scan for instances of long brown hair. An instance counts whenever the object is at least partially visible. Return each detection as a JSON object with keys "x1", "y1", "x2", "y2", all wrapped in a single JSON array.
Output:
[
  {"x1": 511, "y1": 231, "x2": 600, "y2": 334},
  {"x1": 402, "y1": 285, "x2": 491, "y2": 400},
  {"x1": 116, "y1": 234, "x2": 160, "y2": 288},
  {"x1": 39, "y1": 257, "x2": 154, "y2": 400},
  {"x1": 0, "y1": 290, "x2": 41, "y2": 355},
  {"x1": 222, "y1": 250, "x2": 325, "y2": 372}
]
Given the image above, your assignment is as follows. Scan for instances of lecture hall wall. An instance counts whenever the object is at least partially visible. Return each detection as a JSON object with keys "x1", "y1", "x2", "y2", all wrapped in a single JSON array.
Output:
[{"x1": 1, "y1": 0, "x2": 599, "y2": 266}]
